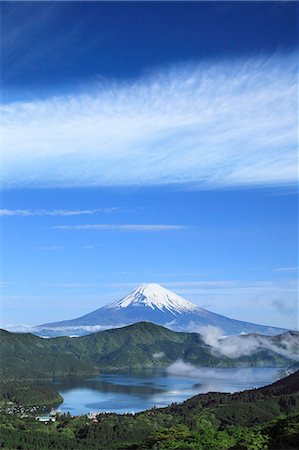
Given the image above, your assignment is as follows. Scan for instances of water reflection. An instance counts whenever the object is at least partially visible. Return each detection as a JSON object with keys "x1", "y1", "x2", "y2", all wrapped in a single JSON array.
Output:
[
  {"x1": 54, "y1": 377, "x2": 164, "y2": 396},
  {"x1": 52, "y1": 367, "x2": 279, "y2": 416}
]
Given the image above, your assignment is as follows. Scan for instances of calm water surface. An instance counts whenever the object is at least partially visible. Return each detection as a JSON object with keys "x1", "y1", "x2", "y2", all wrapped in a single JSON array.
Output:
[{"x1": 52, "y1": 367, "x2": 280, "y2": 416}]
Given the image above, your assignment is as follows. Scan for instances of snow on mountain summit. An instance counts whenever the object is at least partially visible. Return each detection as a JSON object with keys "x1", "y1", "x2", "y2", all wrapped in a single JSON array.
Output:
[
  {"x1": 37, "y1": 282, "x2": 287, "y2": 337},
  {"x1": 105, "y1": 283, "x2": 199, "y2": 315}
]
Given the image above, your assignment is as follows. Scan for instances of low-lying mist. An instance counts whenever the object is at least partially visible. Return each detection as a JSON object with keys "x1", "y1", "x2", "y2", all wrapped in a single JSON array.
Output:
[
  {"x1": 167, "y1": 360, "x2": 278, "y2": 382},
  {"x1": 197, "y1": 325, "x2": 299, "y2": 360}
]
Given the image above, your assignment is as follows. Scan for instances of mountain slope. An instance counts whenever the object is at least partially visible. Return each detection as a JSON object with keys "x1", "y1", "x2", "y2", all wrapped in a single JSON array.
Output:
[
  {"x1": 0, "y1": 323, "x2": 296, "y2": 383},
  {"x1": 36, "y1": 283, "x2": 286, "y2": 337}
]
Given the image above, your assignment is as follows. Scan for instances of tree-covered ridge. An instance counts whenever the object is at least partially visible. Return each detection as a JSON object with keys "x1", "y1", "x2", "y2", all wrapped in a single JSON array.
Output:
[
  {"x1": 0, "y1": 382, "x2": 63, "y2": 408},
  {"x1": 0, "y1": 371, "x2": 298, "y2": 449},
  {"x1": 1, "y1": 322, "x2": 297, "y2": 413},
  {"x1": 0, "y1": 322, "x2": 295, "y2": 383}
]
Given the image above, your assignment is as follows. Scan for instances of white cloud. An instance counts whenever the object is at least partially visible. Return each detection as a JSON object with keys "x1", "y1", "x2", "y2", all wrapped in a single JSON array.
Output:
[
  {"x1": 2, "y1": 323, "x2": 36, "y2": 333},
  {"x1": 272, "y1": 298, "x2": 296, "y2": 316},
  {"x1": 167, "y1": 361, "x2": 278, "y2": 383},
  {"x1": 53, "y1": 224, "x2": 188, "y2": 231},
  {"x1": 197, "y1": 325, "x2": 299, "y2": 360},
  {"x1": 163, "y1": 280, "x2": 298, "y2": 294},
  {"x1": 98, "y1": 279, "x2": 298, "y2": 295},
  {"x1": 36, "y1": 324, "x2": 125, "y2": 333},
  {"x1": 43, "y1": 282, "x2": 101, "y2": 288},
  {"x1": 36, "y1": 245, "x2": 61, "y2": 251},
  {"x1": 275, "y1": 267, "x2": 298, "y2": 273},
  {"x1": 2, "y1": 55, "x2": 297, "y2": 189},
  {"x1": 2, "y1": 323, "x2": 124, "y2": 334},
  {"x1": 0, "y1": 208, "x2": 120, "y2": 216}
]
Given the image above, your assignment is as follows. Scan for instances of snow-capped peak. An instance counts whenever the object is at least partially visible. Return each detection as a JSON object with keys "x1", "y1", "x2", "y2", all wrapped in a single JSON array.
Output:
[{"x1": 105, "y1": 283, "x2": 199, "y2": 315}]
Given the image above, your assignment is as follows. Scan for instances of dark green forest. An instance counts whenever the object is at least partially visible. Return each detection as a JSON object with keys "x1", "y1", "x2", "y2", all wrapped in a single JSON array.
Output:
[
  {"x1": 1, "y1": 323, "x2": 296, "y2": 408},
  {"x1": 0, "y1": 323, "x2": 294, "y2": 383},
  {"x1": 0, "y1": 383, "x2": 62, "y2": 408},
  {"x1": 0, "y1": 371, "x2": 298, "y2": 449}
]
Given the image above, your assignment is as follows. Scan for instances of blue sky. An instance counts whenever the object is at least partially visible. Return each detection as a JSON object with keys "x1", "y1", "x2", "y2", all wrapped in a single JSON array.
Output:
[{"x1": 1, "y1": 2, "x2": 298, "y2": 330}]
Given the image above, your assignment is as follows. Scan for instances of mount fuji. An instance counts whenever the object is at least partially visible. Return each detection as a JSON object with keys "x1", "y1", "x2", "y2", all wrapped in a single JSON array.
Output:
[{"x1": 35, "y1": 283, "x2": 286, "y2": 337}]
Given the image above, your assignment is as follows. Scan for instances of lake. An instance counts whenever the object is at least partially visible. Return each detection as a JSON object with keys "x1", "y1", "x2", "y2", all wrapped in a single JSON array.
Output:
[{"x1": 51, "y1": 367, "x2": 281, "y2": 416}]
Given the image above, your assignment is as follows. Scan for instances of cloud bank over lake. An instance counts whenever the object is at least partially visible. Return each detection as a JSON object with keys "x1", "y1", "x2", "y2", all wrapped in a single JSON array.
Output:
[{"x1": 197, "y1": 325, "x2": 299, "y2": 361}]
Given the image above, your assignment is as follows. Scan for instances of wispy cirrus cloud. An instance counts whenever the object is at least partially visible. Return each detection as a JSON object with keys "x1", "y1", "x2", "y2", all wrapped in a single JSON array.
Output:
[
  {"x1": 104, "y1": 279, "x2": 298, "y2": 295},
  {"x1": 53, "y1": 224, "x2": 189, "y2": 231},
  {"x1": 275, "y1": 266, "x2": 298, "y2": 273},
  {"x1": 0, "y1": 208, "x2": 120, "y2": 216},
  {"x1": 36, "y1": 245, "x2": 61, "y2": 251},
  {"x1": 2, "y1": 54, "x2": 297, "y2": 189}
]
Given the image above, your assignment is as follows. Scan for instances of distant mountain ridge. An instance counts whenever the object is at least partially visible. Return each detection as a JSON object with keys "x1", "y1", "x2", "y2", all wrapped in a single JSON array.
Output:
[{"x1": 36, "y1": 283, "x2": 287, "y2": 337}]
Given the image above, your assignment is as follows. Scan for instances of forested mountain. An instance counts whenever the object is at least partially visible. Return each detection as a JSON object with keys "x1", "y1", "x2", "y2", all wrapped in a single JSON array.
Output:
[{"x1": 1, "y1": 322, "x2": 295, "y2": 383}]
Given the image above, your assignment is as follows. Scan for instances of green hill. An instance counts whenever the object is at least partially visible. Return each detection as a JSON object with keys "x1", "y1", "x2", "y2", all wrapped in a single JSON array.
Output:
[
  {"x1": 0, "y1": 322, "x2": 294, "y2": 384},
  {"x1": 1, "y1": 322, "x2": 296, "y2": 409}
]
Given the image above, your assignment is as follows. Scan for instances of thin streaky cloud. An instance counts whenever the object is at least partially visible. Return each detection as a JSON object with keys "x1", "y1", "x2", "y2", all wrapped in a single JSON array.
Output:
[
  {"x1": 43, "y1": 283, "x2": 101, "y2": 288},
  {"x1": 36, "y1": 246, "x2": 61, "y2": 251},
  {"x1": 275, "y1": 267, "x2": 298, "y2": 273},
  {"x1": 2, "y1": 55, "x2": 297, "y2": 189},
  {"x1": 53, "y1": 224, "x2": 189, "y2": 231},
  {"x1": 0, "y1": 208, "x2": 121, "y2": 216},
  {"x1": 104, "y1": 279, "x2": 297, "y2": 293}
]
